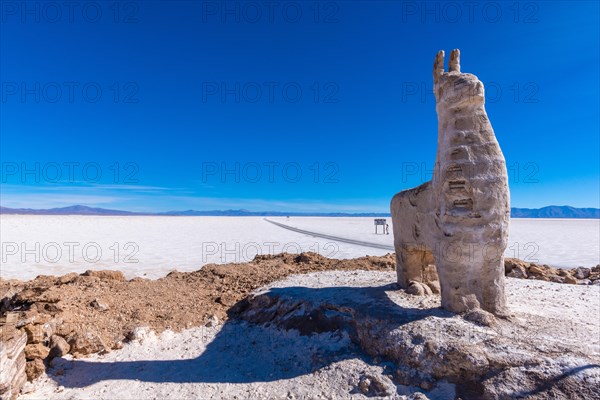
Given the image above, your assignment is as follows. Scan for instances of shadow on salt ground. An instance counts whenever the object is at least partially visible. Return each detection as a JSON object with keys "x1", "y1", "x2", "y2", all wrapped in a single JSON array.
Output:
[
  {"x1": 48, "y1": 284, "x2": 449, "y2": 388},
  {"x1": 513, "y1": 364, "x2": 600, "y2": 398},
  {"x1": 46, "y1": 283, "x2": 600, "y2": 398}
]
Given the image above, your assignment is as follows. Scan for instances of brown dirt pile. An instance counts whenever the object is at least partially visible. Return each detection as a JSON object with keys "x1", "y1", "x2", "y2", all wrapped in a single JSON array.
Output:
[{"x1": 0, "y1": 252, "x2": 395, "y2": 379}]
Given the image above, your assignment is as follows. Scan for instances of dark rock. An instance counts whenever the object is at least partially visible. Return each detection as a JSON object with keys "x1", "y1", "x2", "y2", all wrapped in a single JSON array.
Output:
[
  {"x1": 67, "y1": 331, "x2": 107, "y2": 356},
  {"x1": 406, "y1": 281, "x2": 433, "y2": 296},
  {"x1": 574, "y1": 267, "x2": 591, "y2": 280},
  {"x1": 357, "y1": 374, "x2": 394, "y2": 397},
  {"x1": 564, "y1": 275, "x2": 577, "y2": 285},
  {"x1": 464, "y1": 309, "x2": 497, "y2": 327},
  {"x1": 49, "y1": 335, "x2": 70, "y2": 359},
  {"x1": 507, "y1": 265, "x2": 527, "y2": 279},
  {"x1": 81, "y1": 270, "x2": 125, "y2": 281},
  {"x1": 90, "y1": 299, "x2": 109, "y2": 311}
]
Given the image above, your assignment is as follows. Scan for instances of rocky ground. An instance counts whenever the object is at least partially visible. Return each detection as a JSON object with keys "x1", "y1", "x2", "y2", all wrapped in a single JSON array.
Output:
[
  {"x1": 1, "y1": 253, "x2": 599, "y2": 399},
  {"x1": 235, "y1": 270, "x2": 600, "y2": 399},
  {"x1": 504, "y1": 258, "x2": 599, "y2": 284}
]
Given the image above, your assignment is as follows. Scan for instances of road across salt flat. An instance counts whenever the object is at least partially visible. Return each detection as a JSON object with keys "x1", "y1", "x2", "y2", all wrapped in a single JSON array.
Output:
[{"x1": 264, "y1": 218, "x2": 394, "y2": 251}]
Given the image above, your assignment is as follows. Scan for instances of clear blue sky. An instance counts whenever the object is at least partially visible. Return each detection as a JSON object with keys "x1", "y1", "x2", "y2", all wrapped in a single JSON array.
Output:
[{"x1": 1, "y1": 1, "x2": 598, "y2": 212}]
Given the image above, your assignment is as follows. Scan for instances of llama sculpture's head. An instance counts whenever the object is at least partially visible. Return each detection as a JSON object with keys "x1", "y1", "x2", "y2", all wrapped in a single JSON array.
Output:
[
  {"x1": 433, "y1": 49, "x2": 485, "y2": 110},
  {"x1": 430, "y1": 49, "x2": 508, "y2": 227}
]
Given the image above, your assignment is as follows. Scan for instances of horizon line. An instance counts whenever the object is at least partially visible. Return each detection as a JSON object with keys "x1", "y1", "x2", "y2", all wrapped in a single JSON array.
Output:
[{"x1": 1, "y1": 204, "x2": 599, "y2": 218}]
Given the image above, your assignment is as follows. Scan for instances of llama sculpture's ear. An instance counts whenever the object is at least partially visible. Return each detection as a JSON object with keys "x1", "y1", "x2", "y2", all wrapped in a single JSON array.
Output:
[
  {"x1": 449, "y1": 49, "x2": 460, "y2": 73},
  {"x1": 433, "y1": 50, "x2": 445, "y2": 85}
]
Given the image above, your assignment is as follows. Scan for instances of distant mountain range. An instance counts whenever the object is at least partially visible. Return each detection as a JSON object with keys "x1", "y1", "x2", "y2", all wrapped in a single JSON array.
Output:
[
  {"x1": 510, "y1": 206, "x2": 599, "y2": 219},
  {"x1": 0, "y1": 205, "x2": 598, "y2": 218},
  {"x1": 0, "y1": 205, "x2": 138, "y2": 216},
  {"x1": 0, "y1": 205, "x2": 388, "y2": 217}
]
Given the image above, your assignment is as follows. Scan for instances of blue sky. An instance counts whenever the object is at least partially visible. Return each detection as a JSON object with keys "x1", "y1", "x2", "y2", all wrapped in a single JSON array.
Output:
[{"x1": 1, "y1": 1, "x2": 598, "y2": 212}]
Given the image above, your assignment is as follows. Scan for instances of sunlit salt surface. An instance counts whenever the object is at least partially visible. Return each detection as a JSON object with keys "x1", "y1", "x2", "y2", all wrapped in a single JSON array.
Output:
[{"x1": 1, "y1": 215, "x2": 598, "y2": 280}]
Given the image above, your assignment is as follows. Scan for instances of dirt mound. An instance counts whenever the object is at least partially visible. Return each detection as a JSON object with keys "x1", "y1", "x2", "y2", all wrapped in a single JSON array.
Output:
[{"x1": 0, "y1": 252, "x2": 395, "y2": 379}]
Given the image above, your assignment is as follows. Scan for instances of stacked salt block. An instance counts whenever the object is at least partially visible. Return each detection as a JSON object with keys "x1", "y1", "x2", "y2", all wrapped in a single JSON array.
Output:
[{"x1": 0, "y1": 320, "x2": 27, "y2": 400}]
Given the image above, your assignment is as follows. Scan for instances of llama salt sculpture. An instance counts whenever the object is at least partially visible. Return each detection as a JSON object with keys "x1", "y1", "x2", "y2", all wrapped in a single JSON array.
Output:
[{"x1": 391, "y1": 49, "x2": 510, "y2": 315}]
